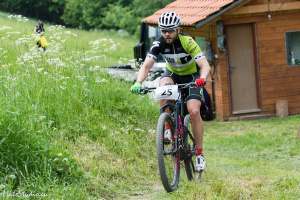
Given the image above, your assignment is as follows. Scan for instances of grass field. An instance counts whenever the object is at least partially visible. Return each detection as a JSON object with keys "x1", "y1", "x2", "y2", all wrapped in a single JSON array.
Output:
[{"x1": 0, "y1": 12, "x2": 299, "y2": 200}]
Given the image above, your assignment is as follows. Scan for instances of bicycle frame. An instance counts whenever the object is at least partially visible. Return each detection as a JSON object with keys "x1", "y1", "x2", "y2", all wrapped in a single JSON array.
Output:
[
  {"x1": 160, "y1": 85, "x2": 192, "y2": 158},
  {"x1": 142, "y1": 83, "x2": 198, "y2": 157}
]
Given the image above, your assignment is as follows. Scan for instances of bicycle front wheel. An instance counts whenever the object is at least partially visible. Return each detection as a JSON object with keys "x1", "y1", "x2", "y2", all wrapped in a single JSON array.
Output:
[
  {"x1": 156, "y1": 112, "x2": 180, "y2": 192},
  {"x1": 183, "y1": 114, "x2": 195, "y2": 180}
]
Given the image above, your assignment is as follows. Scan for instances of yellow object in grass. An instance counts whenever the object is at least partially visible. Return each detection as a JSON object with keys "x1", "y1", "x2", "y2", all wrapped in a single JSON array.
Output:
[{"x1": 39, "y1": 35, "x2": 48, "y2": 48}]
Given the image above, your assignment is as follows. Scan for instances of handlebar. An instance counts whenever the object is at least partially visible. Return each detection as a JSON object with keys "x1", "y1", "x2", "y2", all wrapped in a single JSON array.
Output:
[
  {"x1": 139, "y1": 87, "x2": 156, "y2": 94},
  {"x1": 139, "y1": 82, "x2": 200, "y2": 95}
]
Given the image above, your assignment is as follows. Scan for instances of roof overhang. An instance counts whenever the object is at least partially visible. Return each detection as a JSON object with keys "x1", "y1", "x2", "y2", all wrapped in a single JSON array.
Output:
[
  {"x1": 143, "y1": 0, "x2": 250, "y2": 28},
  {"x1": 195, "y1": 0, "x2": 250, "y2": 28}
]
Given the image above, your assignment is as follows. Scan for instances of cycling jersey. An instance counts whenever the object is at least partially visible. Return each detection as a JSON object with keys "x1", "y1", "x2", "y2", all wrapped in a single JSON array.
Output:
[{"x1": 147, "y1": 34, "x2": 205, "y2": 75}]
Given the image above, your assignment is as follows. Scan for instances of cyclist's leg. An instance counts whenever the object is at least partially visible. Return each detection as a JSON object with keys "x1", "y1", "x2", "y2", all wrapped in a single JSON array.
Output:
[
  {"x1": 186, "y1": 98, "x2": 206, "y2": 171},
  {"x1": 159, "y1": 71, "x2": 175, "y2": 142},
  {"x1": 159, "y1": 70, "x2": 175, "y2": 109},
  {"x1": 186, "y1": 74, "x2": 206, "y2": 171},
  {"x1": 186, "y1": 99, "x2": 203, "y2": 153},
  {"x1": 186, "y1": 72, "x2": 204, "y2": 154}
]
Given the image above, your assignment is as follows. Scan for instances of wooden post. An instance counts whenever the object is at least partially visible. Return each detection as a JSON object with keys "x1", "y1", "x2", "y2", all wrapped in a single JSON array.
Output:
[{"x1": 275, "y1": 99, "x2": 288, "y2": 117}]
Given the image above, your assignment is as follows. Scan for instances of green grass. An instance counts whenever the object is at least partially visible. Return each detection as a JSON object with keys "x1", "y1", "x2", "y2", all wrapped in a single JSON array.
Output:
[
  {"x1": 156, "y1": 116, "x2": 300, "y2": 200},
  {"x1": 0, "y1": 12, "x2": 299, "y2": 199},
  {"x1": 0, "y1": 12, "x2": 158, "y2": 199}
]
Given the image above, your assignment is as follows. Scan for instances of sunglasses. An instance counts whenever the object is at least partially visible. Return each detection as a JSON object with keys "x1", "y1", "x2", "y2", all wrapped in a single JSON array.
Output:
[{"x1": 161, "y1": 29, "x2": 176, "y2": 34}]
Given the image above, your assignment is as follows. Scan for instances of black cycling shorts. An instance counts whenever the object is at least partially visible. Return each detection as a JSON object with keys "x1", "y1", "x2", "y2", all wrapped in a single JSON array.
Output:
[
  {"x1": 160, "y1": 70, "x2": 202, "y2": 101},
  {"x1": 160, "y1": 69, "x2": 214, "y2": 121}
]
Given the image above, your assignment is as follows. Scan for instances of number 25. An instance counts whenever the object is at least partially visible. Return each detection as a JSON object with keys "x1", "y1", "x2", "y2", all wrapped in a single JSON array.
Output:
[{"x1": 162, "y1": 89, "x2": 172, "y2": 96}]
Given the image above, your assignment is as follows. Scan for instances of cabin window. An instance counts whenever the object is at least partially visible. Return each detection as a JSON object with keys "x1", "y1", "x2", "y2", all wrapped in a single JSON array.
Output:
[
  {"x1": 286, "y1": 31, "x2": 300, "y2": 66},
  {"x1": 195, "y1": 37, "x2": 213, "y2": 63}
]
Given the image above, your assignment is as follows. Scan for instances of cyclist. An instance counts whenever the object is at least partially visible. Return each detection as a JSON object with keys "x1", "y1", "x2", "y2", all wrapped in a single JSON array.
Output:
[
  {"x1": 35, "y1": 20, "x2": 48, "y2": 51},
  {"x1": 131, "y1": 11, "x2": 211, "y2": 172}
]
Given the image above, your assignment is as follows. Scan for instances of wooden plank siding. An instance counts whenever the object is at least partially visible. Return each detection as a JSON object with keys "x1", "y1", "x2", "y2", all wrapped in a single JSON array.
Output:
[
  {"x1": 229, "y1": 1, "x2": 300, "y2": 15},
  {"x1": 215, "y1": 9, "x2": 300, "y2": 120},
  {"x1": 178, "y1": 0, "x2": 300, "y2": 120},
  {"x1": 214, "y1": 53, "x2": 231, "y2": 120},
  {"x1": 257, "y1": 12, "x2": 300, "y2": 115},
  {"x1": 248, "y1": 0, "x2": 296, "y2": 4}
]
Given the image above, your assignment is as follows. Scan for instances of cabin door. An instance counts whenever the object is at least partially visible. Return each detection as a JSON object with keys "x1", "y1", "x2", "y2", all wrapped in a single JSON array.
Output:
[{"x1": 226, "y1": 24, "x2": 260, "y2": 114}]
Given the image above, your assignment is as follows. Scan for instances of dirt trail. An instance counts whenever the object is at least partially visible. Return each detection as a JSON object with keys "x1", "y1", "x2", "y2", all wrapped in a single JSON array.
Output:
[{"x1": 126, "y1": 182, "x2": 164, "y2": 200}]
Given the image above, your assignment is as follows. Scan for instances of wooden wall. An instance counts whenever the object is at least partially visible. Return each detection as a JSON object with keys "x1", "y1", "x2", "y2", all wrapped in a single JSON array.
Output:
[
  {"x1": 180, "y1": 0, "x2": 300, "y2": 120},
  {"x1": 256, "y1": 12, "x2": 300, "y2": 115},
  {"x1": 217, "y1": 11, "x2": 300, "y2": 120},
  {"x1": 247, "y1": 0, "x2": 296, "y2": 5}
]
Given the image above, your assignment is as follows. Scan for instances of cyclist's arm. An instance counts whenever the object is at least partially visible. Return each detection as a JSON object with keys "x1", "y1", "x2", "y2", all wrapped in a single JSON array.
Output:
[
  {"x1": 183, "y1": 36, "x2": 211, "y2": 80},
  {"x1": 136, "y1": 40, "x2": 161, "y2": 83},
  {"x1": 196, "y1": 57, "x2": 210, "y2": 80},
  {"x1": 136, "y1": 56, "x2": 155, "y2": 83}
]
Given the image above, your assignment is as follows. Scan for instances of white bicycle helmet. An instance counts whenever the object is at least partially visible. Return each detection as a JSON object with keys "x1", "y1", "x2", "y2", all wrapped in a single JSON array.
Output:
[{"x1": 158, "y1": 11, "x2": 181, "y2": 30}]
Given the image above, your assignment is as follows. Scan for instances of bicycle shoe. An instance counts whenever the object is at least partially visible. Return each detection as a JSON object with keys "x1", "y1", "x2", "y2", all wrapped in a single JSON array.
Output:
[
  {"x1": 164, "y1": 128, "x2": 172, "y2": 144},
  {"x1": 195, "y1": 154, "x2": 206, "y2": 172}
]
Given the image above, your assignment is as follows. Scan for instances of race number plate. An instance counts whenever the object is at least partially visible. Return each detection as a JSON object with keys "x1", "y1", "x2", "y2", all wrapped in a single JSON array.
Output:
[{"x1": 154, "y1": 85, "x2": 179, "y2": 100}]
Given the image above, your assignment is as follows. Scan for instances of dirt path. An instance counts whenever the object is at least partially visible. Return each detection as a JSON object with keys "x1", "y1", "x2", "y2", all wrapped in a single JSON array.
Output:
[{"x1": 126, "y1": 182, "x2": 164, "y2": 200}]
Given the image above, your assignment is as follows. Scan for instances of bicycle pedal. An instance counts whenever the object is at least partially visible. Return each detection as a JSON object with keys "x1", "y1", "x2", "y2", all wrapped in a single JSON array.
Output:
[{"x1": 163, "y1": 138, "x2": 171, "y2": 144}]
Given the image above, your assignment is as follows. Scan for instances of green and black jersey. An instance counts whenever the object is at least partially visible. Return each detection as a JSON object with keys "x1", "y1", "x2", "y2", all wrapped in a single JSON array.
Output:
[{"x1": 147, "y1": 34, "x2": 205, "y2": 75}]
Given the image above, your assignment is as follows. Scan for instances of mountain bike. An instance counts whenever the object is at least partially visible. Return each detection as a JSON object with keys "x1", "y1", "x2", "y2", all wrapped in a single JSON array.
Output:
[{"x1": 140, "y1": 82, "x2": 204, "y2": 192}]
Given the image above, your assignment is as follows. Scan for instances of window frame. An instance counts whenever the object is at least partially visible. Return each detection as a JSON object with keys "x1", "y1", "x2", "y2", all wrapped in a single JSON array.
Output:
[{"x1": 285, "y1": 30, "x2": 300, "y2": 67}]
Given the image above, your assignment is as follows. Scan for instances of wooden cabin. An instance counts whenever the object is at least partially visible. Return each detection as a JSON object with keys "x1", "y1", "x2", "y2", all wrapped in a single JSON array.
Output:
[{"x1": 143, "y1": 0, "x2": 300, "y2": 120}]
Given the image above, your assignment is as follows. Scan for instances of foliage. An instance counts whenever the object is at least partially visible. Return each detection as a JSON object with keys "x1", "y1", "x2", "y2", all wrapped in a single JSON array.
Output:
[
  {"x1": 102, "y1": 3, "x2": 138, "y2": 34},
  {"x1": 61, "y1": 0, "x2": 84, "y2": 28},
  {"x1": 0, "y1": 12, "x2": 157, "y2": 198},
  {"x1": 0, "y1": 0, "x2": 173, "y2": 34},
  {"x1": 0, "y1": 0, "x2": 65, "y2": 23}
]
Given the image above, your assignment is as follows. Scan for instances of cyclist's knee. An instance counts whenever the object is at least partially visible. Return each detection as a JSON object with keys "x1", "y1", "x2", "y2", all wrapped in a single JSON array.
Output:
[
  {"x1": 189, "y1": 109, "x2": 200, "y2": 120},
  {"x1": 159, "y1": 77, "x2": 174, "y2": 86},
  {"x1": 187, "y1": 102, "x2": 202, "y2": 121}
]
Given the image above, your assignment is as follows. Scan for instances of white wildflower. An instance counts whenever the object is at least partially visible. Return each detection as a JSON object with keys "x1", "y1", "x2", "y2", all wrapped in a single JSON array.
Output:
[
  {"x1": 89, "y1": 65, "x2": 101, "y2": 72},
  {"x1": 59, "y1": 85, "x2": 66, "y2": 90},
  {"x1": 37, "y1": 68, "x2": 44, "y2": 73},
  {"x1": 77, "y1": 75, "x2": 87, "y2": 81},
  {"x1": 0, "y1": 26, "x2": 12, "y2": 31},
  {"x1": 95, "y1": 77, "x2": 107, "y2": 84},
  {"x1": 65, "y1": 31, "x2": 78, "y2": 37},
  {"x1": 6, "y1": 31, "x2": 21, "y2": 35},
  {"x1": 47, "y1": 58, "x2": 65, "y2": 67},
  {"x1": 134, "y1": 128, "x2": 144, "y2": 132}
]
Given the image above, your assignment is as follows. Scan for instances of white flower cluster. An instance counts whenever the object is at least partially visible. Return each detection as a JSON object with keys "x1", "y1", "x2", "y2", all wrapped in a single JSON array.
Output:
[
  {"x1": 0, "y1": 25, "x2": 12, "y2": 31},
  {"x1": 7, "y1": 14, "x2": 29, "y2": 22},
  {"x1": 15, "y1": 35, "x2": 33, "y2": 46},
  {"x1": 88, "y1": 38, "x2": 119, "y2": 52},
  {"x1": 47, "y1": 58, "x2": 65, "y2": 67},
  {"x1": 1, "y1": 18, "x2": 125, "y2": 91}
]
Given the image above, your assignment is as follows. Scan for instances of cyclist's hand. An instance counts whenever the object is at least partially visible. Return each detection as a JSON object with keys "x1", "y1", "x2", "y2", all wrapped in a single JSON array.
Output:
[
  {"x1": 195, "y1": 78, "x2": 206, "y2": 87},
  {"x1": 130, "y1": 82, "x2": 142, "y2": 94}
]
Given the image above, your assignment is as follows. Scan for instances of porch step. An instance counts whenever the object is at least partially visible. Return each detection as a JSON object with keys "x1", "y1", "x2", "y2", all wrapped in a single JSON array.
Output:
[{"x1": 228, "y1": 113, "x2": 274, "y2": 121}]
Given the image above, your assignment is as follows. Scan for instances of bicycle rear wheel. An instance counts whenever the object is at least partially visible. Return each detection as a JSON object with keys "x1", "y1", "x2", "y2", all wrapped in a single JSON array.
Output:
[
  {"x1": 156, "y1": 112, "x2": 180, "y2": 192},
  {"x1": 183, "y1": 115, "x2": 195, "y2": 180}
]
